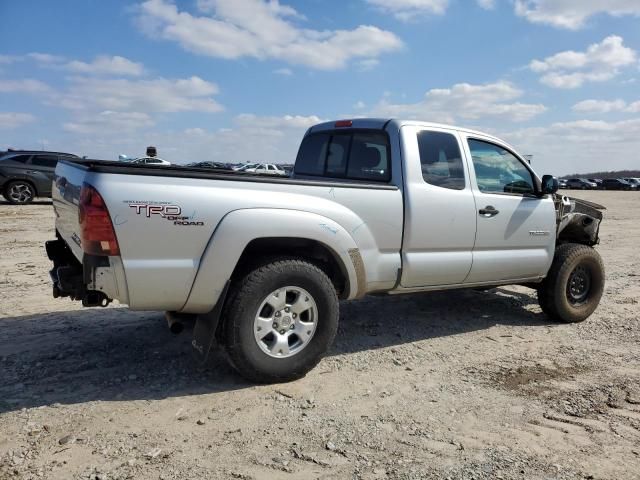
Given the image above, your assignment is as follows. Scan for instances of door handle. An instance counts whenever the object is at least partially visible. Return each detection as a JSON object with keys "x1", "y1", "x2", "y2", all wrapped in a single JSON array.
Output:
[{"x1": 479, "y1": 206, "x2": 499, "y2": 217}]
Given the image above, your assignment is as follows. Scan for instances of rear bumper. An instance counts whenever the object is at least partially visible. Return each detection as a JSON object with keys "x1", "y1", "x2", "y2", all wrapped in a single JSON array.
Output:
[{"x1": 46, "y1": 237, "x2": 114, "y2": 307}]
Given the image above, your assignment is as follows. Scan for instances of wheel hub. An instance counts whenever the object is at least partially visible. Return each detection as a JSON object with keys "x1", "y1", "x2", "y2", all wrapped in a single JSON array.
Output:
[
  {"x1": 254, "y1": 286, "x2": 318, "y2": 358},
  {"x1": 567, "y1": 265, "x2": 591, "y2": 304},
  {"x1": 8, "y1": 183, "x2": 33, "y2": 203}
]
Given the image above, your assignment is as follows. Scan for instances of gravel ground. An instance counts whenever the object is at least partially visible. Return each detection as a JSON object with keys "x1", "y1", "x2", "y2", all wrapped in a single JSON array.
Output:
[{"x1": 0, "y1": 191, "x2": 639, "y2": 480}]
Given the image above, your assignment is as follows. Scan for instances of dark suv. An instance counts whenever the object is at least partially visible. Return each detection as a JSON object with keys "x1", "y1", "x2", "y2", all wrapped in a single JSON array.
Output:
[
  {"x1": 602, "y1": 178, "x2": 635, "y2": 191},
  {"x1": 0, "y1": 150, "x2": 78, "y2": 204}
]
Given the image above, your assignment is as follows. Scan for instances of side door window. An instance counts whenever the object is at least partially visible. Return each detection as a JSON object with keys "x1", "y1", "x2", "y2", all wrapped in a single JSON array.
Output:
[
  {"x1": 417, "y1": 131, "x2": 465, "y2": 190},
  {"x1": 467, "y1": 139, "x2": 534, "y2": 195},
  {"x1": 7, "y1": 154, "x2": 32, "y2": 164}
]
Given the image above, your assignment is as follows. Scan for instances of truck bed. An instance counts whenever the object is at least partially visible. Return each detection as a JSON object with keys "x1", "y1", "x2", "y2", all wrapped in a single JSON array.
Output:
[{"x1": 52, "y1": 158, "x2": 404, "y2": 313}]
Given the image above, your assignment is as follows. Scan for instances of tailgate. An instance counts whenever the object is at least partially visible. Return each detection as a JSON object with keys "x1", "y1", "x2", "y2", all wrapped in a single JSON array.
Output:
[{"x1": 52, "y1": 160, "x2": 86, "y2": 262}]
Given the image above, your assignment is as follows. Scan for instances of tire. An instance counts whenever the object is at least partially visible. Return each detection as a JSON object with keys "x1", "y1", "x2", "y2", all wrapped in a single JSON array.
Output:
[
  {"x1": 221, "y1": 258, "x2": 339, "y2": 383},
  {"x1": 3, "y1": 180, "x2": 35, "y2": 204},
  {"x1": 537, "y1": 243, "x2": 604, "y2": 323}
]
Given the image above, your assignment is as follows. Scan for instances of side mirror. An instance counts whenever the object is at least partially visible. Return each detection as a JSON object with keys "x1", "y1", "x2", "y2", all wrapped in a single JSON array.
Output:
[{"x1": 541, "y1": 174, "x2": 559, "y2": 195}]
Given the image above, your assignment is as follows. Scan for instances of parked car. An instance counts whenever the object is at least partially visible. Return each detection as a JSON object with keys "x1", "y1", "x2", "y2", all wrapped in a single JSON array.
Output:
[
  {"x1": 0, "y1": 150, "x2": 78, "y2": 204},
  {"x1": 235, "y1": 163, "x2": 288, "y2": 176},
  {"x1": 587, "y1": 178, "x2": 603, "y2": 188},
  {"x1": 601, "y1": 178, "x2": 635, "y2": 190},
  {"x1": 558, "y1": 179, "x2": 568, "y2": 189},
  {"x1": 47, "y1": 118, "x2": 605, "y2": 382},
  {"x1": 623, "y1": 178, "x2": 640, "y2": 189},
  {"x1": 565, "y1": 178, "x2": 598, "y2": 190},
  {"x1": 130, "y1": 156, "x2": 171, "y2": 166},
  {"x1": 188, "y1": 161, "x2": 230, "y2": 170},
  {"x1": 232, "y1": 162, "x2": 259, "y2": 171}
]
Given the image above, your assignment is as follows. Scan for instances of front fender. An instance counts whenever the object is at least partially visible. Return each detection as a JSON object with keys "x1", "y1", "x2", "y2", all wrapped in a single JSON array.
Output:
[{"x1": 180, "y1": 208, "x2": 363, "y2": 313}]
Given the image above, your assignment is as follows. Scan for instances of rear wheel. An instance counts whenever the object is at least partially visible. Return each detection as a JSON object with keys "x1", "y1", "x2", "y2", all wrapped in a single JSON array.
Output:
[
  {"x1": 4, "y1": 180, "x2": 35, "y2": 204},
  {"x1": 221, "y1": 258, "x2": 339, "y2": 383},
  {"x1": 538, "y1": 243, "x2": 604, "y2": 323}
]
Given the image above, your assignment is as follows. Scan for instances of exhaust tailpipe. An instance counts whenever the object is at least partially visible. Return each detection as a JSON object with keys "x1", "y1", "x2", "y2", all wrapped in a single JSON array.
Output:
[
  {"x1": 165, "y1": 311, "x2": 196, "y2": 334},
  {"x1": 82, "y1": 290, "x2": 111, "y2": 307}
]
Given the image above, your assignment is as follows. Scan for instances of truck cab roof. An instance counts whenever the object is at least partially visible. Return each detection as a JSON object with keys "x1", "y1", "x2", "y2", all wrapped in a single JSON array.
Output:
[{"x1": 308, "y1": 118, "x2": 508, "y2": 148}]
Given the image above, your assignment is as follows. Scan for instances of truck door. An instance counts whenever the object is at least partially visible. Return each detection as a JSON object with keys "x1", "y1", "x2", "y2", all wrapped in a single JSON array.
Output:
[
  {"x1": 400, "y1": 126, "x2": 477, "y2": 287},
  {"x1": 462, "y1": 136, "x2": 556, "y2": 283}
]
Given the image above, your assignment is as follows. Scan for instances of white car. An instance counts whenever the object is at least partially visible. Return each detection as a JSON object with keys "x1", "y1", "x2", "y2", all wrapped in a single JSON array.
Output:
[
  {"x1": 242, "y1": 163, "x2": 287, "y2": 176},
  {"x1": 129, "y1": 156, "x2": 171, "y2": 166}
]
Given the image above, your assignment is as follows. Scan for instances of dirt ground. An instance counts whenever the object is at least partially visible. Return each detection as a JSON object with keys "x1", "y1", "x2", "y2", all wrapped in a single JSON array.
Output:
[{"x1": 0, "y1": 191, "x2": 639, "y2": 480}]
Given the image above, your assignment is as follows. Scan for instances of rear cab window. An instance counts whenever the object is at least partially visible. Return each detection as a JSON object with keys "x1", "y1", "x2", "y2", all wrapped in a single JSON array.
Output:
[{"x1": 295, "y1": 130, "x2": 391, "y2": 182}]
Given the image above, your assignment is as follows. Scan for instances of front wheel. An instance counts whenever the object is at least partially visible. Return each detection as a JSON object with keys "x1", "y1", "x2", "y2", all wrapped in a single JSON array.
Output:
[
  {"x1": 538, "y1": 243, "x2": 604, "y2": 323},
  {"x1": 221, "y1": 258, "x2": 339, "y2": 383}
]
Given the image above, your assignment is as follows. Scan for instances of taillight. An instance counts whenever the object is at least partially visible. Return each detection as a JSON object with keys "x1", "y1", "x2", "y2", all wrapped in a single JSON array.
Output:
[
  {"x1": 334, "y1": 120, "x2": 352, "y2": 127},
  {"x1": 79, "y1": 183, "x2": 120, "y2": 256}
]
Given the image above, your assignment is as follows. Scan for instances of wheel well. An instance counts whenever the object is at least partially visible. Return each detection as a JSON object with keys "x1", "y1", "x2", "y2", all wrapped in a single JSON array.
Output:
[{"x1": 232, "y1": 237, "x2": 349, "y2": 298}]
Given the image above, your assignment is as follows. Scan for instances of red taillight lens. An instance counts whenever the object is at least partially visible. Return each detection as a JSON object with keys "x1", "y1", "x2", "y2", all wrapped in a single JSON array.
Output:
[
  {"x1": 334, "y1": 120, "x2": 352, "y2": 127},
  {"x1": 79, "y1": 183, "x2": 120, "y2": 256}
]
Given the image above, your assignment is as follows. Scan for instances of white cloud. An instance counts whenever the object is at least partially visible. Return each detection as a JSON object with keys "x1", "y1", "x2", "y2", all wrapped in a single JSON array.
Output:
[
  {"x1": 63, "y1": 111, "x2": 155, "y2": 134},
  {"x1": 0, "y1": 55, "x2": 21, "y2": 64},
  {"x1": 529, "y1": 35, "x2": 637, "y2": 88},
  {"x1": 48, "y1": 113, "x2": 320, "y2": 163},
  {"x1": 53, "y1": 76, "x2": 223, "y2": 113},
  {"x1": 0, "y1": 78, "x2": 51, "y2": 94},
  {"x1": 504, "y1": 117, "x2": 640, "y2": 174},
  {"x1": 234, "y1": 113, "x2": 323, "y2": 129},
  {"x1": 137, "y1": 0, "x2": 403, "y2": 70},
  {"x1": 22, "y1": 52, "x2": 145, "y2": 76},
  {"x1": 27, "y1": 52, "x2": 66, "y2": 64},
  {"x1": 0, "y1": 112, "x2": 36, "y2": 129},
  {"x1": 371, "y1": 81, "x2": 546, "y2": 123},
  {"x1": 356, "y1": 58, "x2": 380, "y2": 71},
  {"x1": 476, "y1": 0, "x2": 496, "y2": 9},
  {"x1": 573, "y1": 99, "x2": 640, "y2": 113},
  {"x1": 273, "y1": 67, "x2": 293, "y2": 76},
  {"x1": 514, "y1": 0, "x2": 640, "y2": 30},
  {"x1": 365, "y1": 0, "x2": 448, "y2": 20},
  {"x1": 65, "y1": 55, "x2": 145, "y2": 76}
]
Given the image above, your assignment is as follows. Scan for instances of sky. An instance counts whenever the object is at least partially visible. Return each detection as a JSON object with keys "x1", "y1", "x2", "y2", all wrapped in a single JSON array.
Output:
[{"x1": 1, "y1": 0, "x2": 640, "y2": 175}]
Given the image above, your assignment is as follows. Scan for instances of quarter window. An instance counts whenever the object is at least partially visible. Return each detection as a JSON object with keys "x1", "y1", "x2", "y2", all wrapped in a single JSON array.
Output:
[
  {"x1": 467, "y1": 139, "x2": 534, "y2": 195},
  {"x1": 417, "y1": 131, "x2": 465, "y2": 190}
]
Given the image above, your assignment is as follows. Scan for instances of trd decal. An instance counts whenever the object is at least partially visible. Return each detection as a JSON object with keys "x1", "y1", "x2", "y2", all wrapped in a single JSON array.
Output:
[
  {"x1": 128, "y1": 203, "x2": 181, "y2": 217},
  {"x1": 125, "y1": 201, "x2": 204, "y2": 226}
]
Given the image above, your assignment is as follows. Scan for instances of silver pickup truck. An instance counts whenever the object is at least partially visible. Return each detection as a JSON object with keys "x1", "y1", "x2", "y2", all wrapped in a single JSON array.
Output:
[{"x1": 46, "y1": 118, "x2": 605, "y2": 382}]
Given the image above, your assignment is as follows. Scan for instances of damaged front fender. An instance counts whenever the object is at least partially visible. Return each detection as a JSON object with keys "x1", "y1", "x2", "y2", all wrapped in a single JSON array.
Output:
[{"x1": 554, "y1": 194, "x2": 605, "y2": 246}]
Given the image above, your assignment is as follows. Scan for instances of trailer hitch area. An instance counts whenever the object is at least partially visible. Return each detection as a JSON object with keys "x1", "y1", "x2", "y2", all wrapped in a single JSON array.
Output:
[{"x1": 82, "y1": 290, "x2": 111, "y2": 307}]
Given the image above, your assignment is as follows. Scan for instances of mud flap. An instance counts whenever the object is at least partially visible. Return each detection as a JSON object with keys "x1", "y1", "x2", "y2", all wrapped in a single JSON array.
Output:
[{"x1": 191, "y1": 281, "x2": 230, "y2": 363}]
